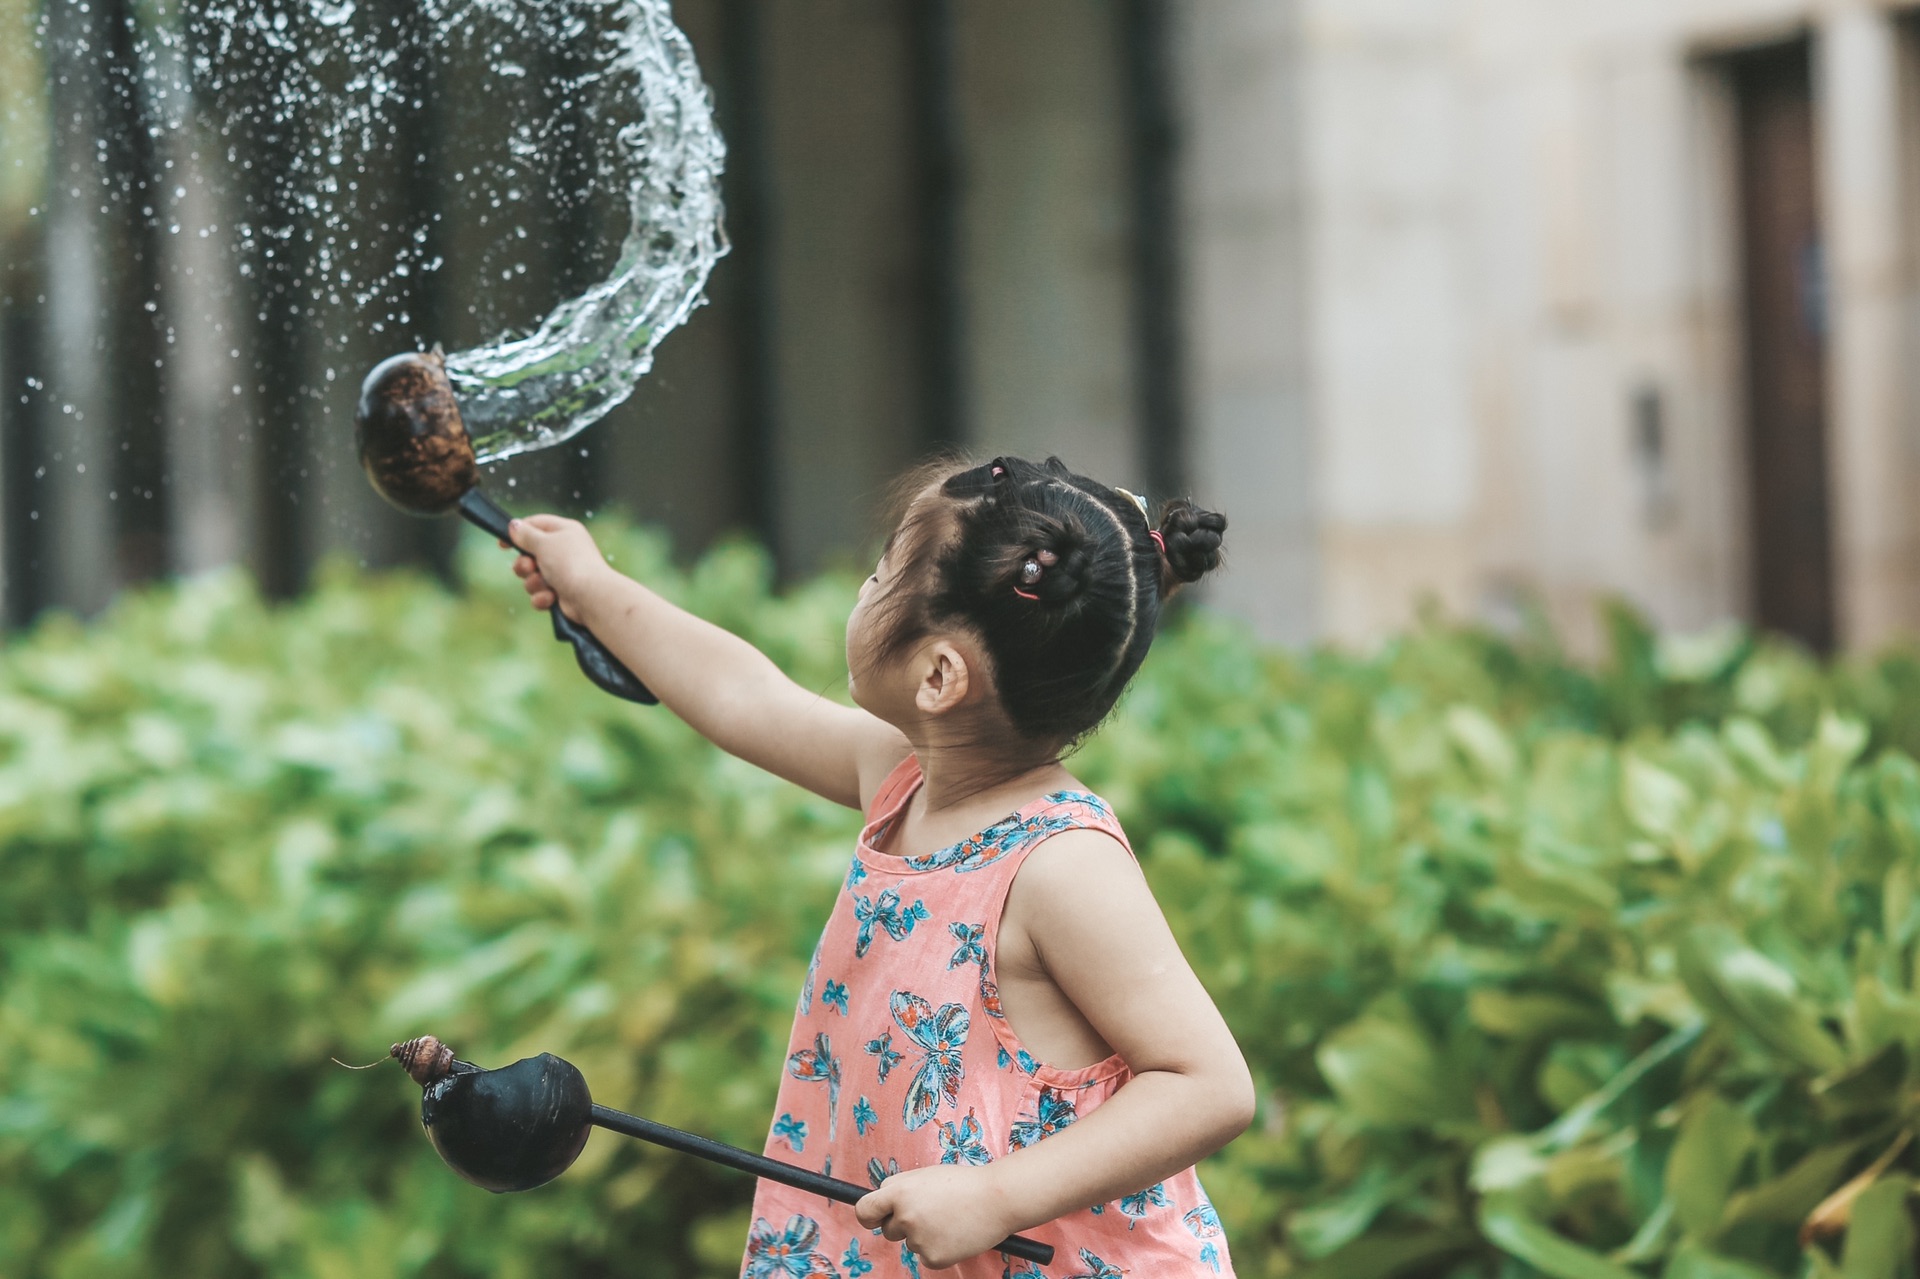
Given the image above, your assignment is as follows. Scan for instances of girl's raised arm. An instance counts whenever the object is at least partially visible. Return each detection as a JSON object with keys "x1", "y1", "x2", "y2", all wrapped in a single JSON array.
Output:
[{"x1": 508, "y1": 514, "x2": 909, "y2": 810}]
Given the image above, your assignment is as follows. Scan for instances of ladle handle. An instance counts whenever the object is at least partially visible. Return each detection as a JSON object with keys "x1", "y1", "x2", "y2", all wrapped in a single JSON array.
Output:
[
  {"x1": 458, "y1": 489, "x2": 660, "y2": 705},
  {"x1": 587, "y1": 1104, "x2": 1055, "y2": 1266}
]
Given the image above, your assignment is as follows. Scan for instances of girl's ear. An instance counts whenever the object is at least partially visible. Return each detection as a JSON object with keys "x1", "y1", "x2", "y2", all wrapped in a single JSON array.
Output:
[{"x1": 914, "y1": 640, "x2": 974, "y2": 717}]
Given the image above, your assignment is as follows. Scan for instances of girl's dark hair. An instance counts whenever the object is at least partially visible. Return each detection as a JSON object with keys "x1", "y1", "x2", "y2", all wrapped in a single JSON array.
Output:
[{"x1": 869, "y1": 455, "x2": 1226, "y2": 747}]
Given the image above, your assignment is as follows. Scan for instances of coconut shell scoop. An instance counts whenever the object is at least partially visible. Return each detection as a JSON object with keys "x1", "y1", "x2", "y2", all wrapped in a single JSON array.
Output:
[
  {"x1": 353, "y1": 350, "x2": 656, "y2": 705},
  {"x1": 385, "y1": 1036, "x2": 1056, "y2": 1266}
]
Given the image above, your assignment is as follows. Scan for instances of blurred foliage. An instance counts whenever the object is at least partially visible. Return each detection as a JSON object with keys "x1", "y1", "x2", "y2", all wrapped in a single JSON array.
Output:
[{"x1": 6, "y1": 525, "x2": 1920, "y2": 1278}]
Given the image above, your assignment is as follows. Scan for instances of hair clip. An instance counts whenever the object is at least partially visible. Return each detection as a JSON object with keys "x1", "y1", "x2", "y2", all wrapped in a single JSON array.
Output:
[
  {"x1": 1014, "y1": 554, "x2": 1045, "y2": 600},
  {"x1": 1114, "y1": 487, "x2": 1151, "y2": 522}
]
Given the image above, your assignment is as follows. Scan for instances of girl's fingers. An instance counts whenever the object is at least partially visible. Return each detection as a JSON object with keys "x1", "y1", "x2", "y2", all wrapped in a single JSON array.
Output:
[
  {"x1": 513, "y1": 554, "x2": 537, "y2": 579},
  {"x1": 854, "y1": 1190, "x2": 889, "y2": 1230},
  {"x1": 530, "y1": 589, "x2": 555, "y2": 611}
]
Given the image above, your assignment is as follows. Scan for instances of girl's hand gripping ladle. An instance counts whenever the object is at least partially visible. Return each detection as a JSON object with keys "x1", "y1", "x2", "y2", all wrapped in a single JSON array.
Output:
[
  {"x1": 353, "y1": 349, "x2": 656, "y2": 704},
  {"x1": 385, "y1": 1035, "x2": 1056, "y2": 1267}
]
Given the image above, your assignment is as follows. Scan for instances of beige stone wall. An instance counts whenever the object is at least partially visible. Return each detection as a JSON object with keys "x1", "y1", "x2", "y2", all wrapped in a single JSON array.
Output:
[
  {"x1": 1183, "y1": 0, "x2": 1920, "y2": 652},
  {"x1": 1178, "y1": 0, "x2": 1321, "y2": 644}
]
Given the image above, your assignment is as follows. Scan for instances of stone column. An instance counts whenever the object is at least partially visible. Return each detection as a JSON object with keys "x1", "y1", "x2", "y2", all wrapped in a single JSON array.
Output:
[
  {"x1": 1301, "y1": 0, "x2": 1476, "y2": 645},
  {"x1": 1176, "y1": 0, "x2": 1319, "y2": 643},
  {"x1": 1816, "y1": 4, "x2": 1920, "y2": 647},
  {"x1": 957, "y1": 0, "x2": 1138, "y2": 484}
]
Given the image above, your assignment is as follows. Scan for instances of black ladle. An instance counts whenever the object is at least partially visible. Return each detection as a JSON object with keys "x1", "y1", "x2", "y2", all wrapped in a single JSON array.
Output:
[
  {"x1": 388, "y1": 1036, "x2": 1055, "y2": 1267},
  {"x1": 353, "y1": 349, "x2": 657, "y2": 705}
]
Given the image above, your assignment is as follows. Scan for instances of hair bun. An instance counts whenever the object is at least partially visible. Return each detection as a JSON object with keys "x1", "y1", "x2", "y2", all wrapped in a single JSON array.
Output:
[
  {"x1": 1013, "y1": 515, "x2": 1092, "y2": 605},
  {"x1": 1156, "y1": 501, "x2": 1226, "y2": 589}
]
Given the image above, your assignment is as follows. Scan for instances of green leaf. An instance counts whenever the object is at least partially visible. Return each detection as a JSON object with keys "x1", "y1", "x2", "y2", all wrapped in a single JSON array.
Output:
[
  {"x1": 1839, "y1": 1176, "x2": 1914, "y2": 1279},
  {"x1": 1809, "y1": 712, "x2": 1871, "y2": 798},
  {"x1": 1812, "y1": 1042, "x2": 1908, "y2": 1119},
  {"x1": 1661, "y1": 1243, "x2": 1784, "y2": 1279},
  {"x1": 1289, "y1": 1161, "x2": 1433, "y2": 1259},
  {"x1": 1624, "y1": 755, "x2": 1694, "y2": 841},
  {"x1": 1469, "y1": 989, "x2": 1607, "y2": 1040},
  {"x1": 1666, "y1": 1093, "x2": 1756, "y2": 1240},
  {"x1": 1722, "y1": 718, "x2": 1792, "y2": 788},
  {"x1": 1614, "y1": 1197, "x2": 1676, "y2": 1264},
  {"x1": 1723, "y1": 1137, "x2": 1871, "y2": 1227},
  {"x1": 1538, "y1": 1021, "x2": 1704, "y2": 1152},
  {"x1": 1317, "y1": 1017, "x2": 1463, "y2": 1127},
  {"x1": 1447, "y1": 705, "x2": 1517, "y2": 781},
  {"x1": 1472, "y1": 1137, "x2": 1551, "y2": 1194},
  {"x1": 1297, "y1": 1229, "x2": 1478, "y2": 1279},
  {"x1": 1478, "y1": 1194, "x2": 1642, "y2": 1279},
  {"x1": 1677, "y1": 926, "x2": 1846, "y2": 1073}
]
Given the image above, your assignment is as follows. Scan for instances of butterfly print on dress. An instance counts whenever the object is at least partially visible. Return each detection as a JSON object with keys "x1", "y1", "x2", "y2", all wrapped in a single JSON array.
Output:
[
  {"x1": 1187, "y1": 1200, "x2": 1226, "y2": 1272},
  {"x1": 1045, "y1": 790, "x2": 1111, "y2": 820},
  {"x1": 1118, "y1": 1182, "x2": 1169, "y2": 1228},
  {"x1": 786, "y1": 1032, "x2": 844, "y2": 1144},
  {"x1": 772, "y1": 1112, "x2": 807, "y2": 1153},
  {"x1": 979, "y1": 972, "x2": 1005, "y2": 1020},
  {"x1": 852, "y1": 889, "x2": 929, "y2": 958},
  {"x1": 904, "y1": 810, "x2": 1080, "y2": 873},
  {"x1": 1064, "y1": 1246, "x2": 1125, "y2": 1279},
  {"x1": 889, "y1": 989, "x2": 968, "y2": 1130},
  {"x1": 863, "y1": 1030, "x2": 903, "y2": 1083},
  {"x1": 1009, "y1": 1085, "x2": 1077, "y2": 1149},
  {"x1": 947, "y1": 921, "x2": 986, "y2": 971},
  {"x1": 742, "y1": 1213, "x2": 840, "y2": 1278},
  {"x1": 799, "y1": 940, "x2": 821, "y2": 1016},
  {"x1": 937, "y1": 1109, "x2": 991, "y2": 1165},
  {"x1": 1184, "y1": 1202, "x2": 1224, "y2": 1239}
]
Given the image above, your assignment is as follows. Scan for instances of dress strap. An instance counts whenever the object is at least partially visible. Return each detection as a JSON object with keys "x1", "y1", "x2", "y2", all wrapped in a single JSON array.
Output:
[
  {"x1": 1030, "y1": 788, "x2": 1133, "y2": 857},
  {"x1": 864, "y1": 754, "x2": 923, "y2": 824}
]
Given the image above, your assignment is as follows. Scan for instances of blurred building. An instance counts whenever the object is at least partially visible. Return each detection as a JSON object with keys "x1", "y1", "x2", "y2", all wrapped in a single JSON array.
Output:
[
  {"x1": 4, "y1": 0, "x2": 1919, "y2": 654},
  {"x1": 1186, "y1": 0, "x2": 1920, "y2": 655}
]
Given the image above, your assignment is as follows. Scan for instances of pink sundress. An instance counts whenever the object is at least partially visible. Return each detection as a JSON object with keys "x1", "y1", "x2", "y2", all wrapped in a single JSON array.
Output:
[{"x1": 741, "y1": 755, "x2": 1234, "y2": 1279}]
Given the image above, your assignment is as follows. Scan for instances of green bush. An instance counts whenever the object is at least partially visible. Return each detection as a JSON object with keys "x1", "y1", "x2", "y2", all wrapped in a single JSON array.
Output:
[{"x1": 4, "y1": 524, "x2": 1920, "y2": 1278}]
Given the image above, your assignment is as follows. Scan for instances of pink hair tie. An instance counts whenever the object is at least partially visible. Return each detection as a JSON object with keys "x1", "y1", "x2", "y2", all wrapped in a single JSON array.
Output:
[
  {"x1": 1013, "y1": 587, "x2": 1040, "y2": 601},
  {"x1": 1149, "y1": 530, "x2": 1167, "y2": 556}
]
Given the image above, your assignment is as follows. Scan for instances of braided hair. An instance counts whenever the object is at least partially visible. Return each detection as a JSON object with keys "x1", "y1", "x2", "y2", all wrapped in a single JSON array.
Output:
[{"x1": 868, "y1": 455, "x2": 1226, "y2": 746}]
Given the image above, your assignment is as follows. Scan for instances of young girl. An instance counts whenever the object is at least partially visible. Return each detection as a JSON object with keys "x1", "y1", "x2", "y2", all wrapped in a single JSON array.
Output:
[{"x1": 507, "y1": 455, "x2": 1252, "y2": 1277}]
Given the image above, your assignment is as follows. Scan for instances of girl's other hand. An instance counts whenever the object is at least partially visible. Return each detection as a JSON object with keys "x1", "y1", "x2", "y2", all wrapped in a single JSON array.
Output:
[
  {"x1": 854, "y1": 1164, "x2": 1021, "y2": 1270},
  {"x1": 504, "y1": 514, "x2": 611, "y2": 621}
]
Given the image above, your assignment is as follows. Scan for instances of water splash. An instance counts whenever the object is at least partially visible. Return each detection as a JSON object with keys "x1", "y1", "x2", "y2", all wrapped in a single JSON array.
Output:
[
  {"x1": 78, "y1": 0, "x2": 724, "y2": 463},
  {"x1": 441, "y1": 0, "x2": 727, "y2": 463}
]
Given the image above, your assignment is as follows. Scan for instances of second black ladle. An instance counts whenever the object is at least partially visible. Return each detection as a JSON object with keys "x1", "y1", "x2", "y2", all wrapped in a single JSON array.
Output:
[
  {"x1": 387, "y1": 1036, "x2": 1055, "y2": 1267},
  {"x1": 353, "y1": 349, "x2": 657, "y2": 705}
]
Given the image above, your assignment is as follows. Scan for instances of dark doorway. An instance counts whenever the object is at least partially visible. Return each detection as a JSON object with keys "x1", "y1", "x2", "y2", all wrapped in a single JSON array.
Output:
[{"x1": 1731, "y1": 39, "x2": 1835, "y2": 653}]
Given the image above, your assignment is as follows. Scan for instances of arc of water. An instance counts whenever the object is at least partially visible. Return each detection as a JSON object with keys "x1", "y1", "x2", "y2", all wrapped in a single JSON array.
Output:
[{"x1": 439, "y1": 0, "x2": 727, "y2": 464}]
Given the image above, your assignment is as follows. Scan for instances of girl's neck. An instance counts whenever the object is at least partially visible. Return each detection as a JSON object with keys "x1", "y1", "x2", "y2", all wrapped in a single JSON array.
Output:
[{"x1": 908, "y1": 732, "x2": 1066, "y2": 815}]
